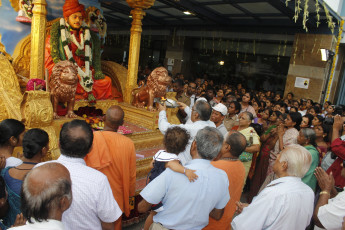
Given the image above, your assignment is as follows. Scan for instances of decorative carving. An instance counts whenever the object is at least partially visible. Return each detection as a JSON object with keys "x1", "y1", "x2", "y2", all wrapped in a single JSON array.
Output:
[
  {"x1": 20, "y1": 91, "x2": 53, "y2": 128},
  {"x1": 29, "y1": 0, "x2": 47, "y2": 80},
  {"x1": 126, "y1": 0, "x2": 155, "y2": 9},
  {"x1": 131, "y1": 67, "x2": 171, "y2": 111},
  {"x1": 50, "y1": 61, "x2": 78, "y2": 119},
  {"x1": 101, "y1": 61, "x2": 126, "y2": 95},
  {"x1": 0, "y1": 55, "x2": 22, "y2": 120},
  {"x1": 39, "y1": 126, "x2": 59, "y2": 161}
]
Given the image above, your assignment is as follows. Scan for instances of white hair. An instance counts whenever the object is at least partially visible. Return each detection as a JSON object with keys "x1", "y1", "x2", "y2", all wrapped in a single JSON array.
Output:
[{"x1": 279, "y1": 144, "x2": 311, "y2": 178}]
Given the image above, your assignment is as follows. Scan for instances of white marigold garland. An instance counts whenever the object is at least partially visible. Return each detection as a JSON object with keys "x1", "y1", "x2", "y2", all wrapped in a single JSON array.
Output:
[{"x1": 60, "y1": 18, "x2": 94, "y2": 93}]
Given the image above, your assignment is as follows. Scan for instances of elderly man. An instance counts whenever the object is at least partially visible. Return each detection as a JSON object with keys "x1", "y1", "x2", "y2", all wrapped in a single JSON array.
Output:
[
  {"x1": 85, "y1": 106, "x2": 136, "y2": 230},
  {"x1": 158, "y1": 100, "x2": 215, "y2": 165},
  {"x1": 210, "y1": 103, "x2": 228, "y2": 136},
  {"x1": 37, "y1": 120, "x2": 122, "y2": 230},
  {"x1": 10, "y1": 163, "x2": 72, "y2": 230},
  {"x1": 232, "y1": 144, "x2": 314, "y2": 230},
  {"x1": 204, "y1": 131, "x2": 246, "y2": 230},
  {"x1": 138, "y1": 127, "x2": 230, "y2": 230},
  {"x1": 313, "y1": 165, "x2": 345, "y2": 230}
]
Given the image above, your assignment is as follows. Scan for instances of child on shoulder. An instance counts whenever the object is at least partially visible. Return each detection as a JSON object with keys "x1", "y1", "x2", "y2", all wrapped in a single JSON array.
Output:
[{"x1": 144, "y1": 126, "x2": 197, "y2": 230}]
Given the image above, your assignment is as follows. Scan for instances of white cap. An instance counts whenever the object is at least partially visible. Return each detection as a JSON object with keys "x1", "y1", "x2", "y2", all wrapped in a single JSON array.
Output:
[
  {"x1": 212, "y1": 103, "x2": 227, "y2": 116},
  {"x1": 196, "y1": 97, "x2": 207, "y2": 103}
]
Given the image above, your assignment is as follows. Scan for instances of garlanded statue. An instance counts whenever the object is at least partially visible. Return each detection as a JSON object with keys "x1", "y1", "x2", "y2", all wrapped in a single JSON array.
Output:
[
  {"x1": 132, "y1": 67, "x2": 172, "y2": 111},
  {"x1": 50, "y1": 60, "x2": 79, "y2": 119},
  {"x1": 45, "y1": 0, "x2": 120, "y2": 103}
]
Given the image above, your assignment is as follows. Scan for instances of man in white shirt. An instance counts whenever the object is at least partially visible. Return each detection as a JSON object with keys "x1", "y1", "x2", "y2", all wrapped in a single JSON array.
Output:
[
  {"x1": 313, "y1": 166, "x2": 345, "y2": 230},
  {"x1": 232, "y1": 144, "x2": 314, "y2": 230},
  {"x1": 158, "y1": 100, "x2": 215, "y2": 165},
  {"x1": 210, "y1": 103, "x2": 228, "y2": 136},
  {"x1": 138, "y1": 127, "x2": 229, "y2": 230},
  {"x1": 37, "y1": 120, "x2": 122, "y2": 230},
  {"x1": 10, "y1": 163, "x2": 72, "y2": 230}
]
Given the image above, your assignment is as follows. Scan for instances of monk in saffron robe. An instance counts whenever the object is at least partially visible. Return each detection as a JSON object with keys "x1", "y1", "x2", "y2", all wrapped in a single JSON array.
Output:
[
  {"x1": 85, "y1": 106, "x2": 136, "y2": 230},
  {"x1": 45, "y1": 0, "x2": 122, "y2": 102}
]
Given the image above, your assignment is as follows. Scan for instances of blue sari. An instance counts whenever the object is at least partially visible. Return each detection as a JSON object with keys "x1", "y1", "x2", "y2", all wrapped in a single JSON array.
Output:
[{"x1": 0, "y1": 167, "x2": 21, "y2": 228}]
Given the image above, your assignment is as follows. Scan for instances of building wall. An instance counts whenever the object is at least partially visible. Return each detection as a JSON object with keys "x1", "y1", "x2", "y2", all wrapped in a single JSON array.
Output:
[{"x1": 284, "y1": 34, "x2": 334, "y2": 102}]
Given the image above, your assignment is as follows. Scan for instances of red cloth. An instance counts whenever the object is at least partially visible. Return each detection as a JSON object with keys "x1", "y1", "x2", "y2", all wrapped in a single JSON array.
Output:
[
  {"x1": 63, "y1": 0, "x2": 86, "y2": 18},
  {"x1": 327, "y1": 138, "x2": 345, "y2": 187}
]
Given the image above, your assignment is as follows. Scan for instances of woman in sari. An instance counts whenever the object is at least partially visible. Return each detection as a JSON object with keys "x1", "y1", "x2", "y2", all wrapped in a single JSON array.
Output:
[
  {"x1": 1, "y1": 129, "x2": 49, "y2": 227},
  {"x1": 236, "y1": 112, "x2": 261, "y2": 183},
  {"x1": 248, "y1": 110, "x2": 283, "y2": 202},
  {"x1": 258, "y1": 112, "x2": 302, "y2": 192}
]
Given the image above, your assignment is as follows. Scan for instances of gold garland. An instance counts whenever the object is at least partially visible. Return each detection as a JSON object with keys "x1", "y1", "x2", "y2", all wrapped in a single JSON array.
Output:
[
  {"x1": 302, "y1": 0, "x2": 309, "y2": 32},
  {"x1": 325, "y1": 20, "x2": 344, "y2": 101}
]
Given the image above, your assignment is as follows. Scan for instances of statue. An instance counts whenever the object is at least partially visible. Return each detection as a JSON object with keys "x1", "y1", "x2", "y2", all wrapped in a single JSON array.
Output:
[
  {"x1": 132, "y1": 67, "x2": 172, "y2": 111},
  {"x1": 50, "y1": 60, "x2": 78, "y2": 119},
  {"x1": 45, "y1": 0, "x2": 119, "y2": 103}
]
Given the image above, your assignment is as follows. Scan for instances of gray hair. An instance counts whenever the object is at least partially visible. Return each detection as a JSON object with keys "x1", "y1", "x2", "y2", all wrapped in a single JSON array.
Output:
[
  {"x1": 279, "y1": 144, "x2": 311, "y2": 178},
  {"x1": 195, "y1": 126, "x2": 223, "y2": 160},
  {"x1": 21, "y1": 163, "x2": 72, "y2": 223},
  {"x1": 301, "y1": 128, "x2": 317, "y2": 147},
  {"x1": 225, "y1": 131, "x2": 247, "y2": 158},
  {"x1": 243, "y1": 111, "x2": 254, "y2": 121},
  {"x1": 194, "y1": 100, "x2": 212, "y2": 121}
]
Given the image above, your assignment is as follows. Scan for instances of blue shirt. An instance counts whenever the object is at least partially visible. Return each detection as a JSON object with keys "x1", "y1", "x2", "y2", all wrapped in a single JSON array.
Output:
[{"x1": 140, "y1": 159, "x2": 230, "y2": 230}]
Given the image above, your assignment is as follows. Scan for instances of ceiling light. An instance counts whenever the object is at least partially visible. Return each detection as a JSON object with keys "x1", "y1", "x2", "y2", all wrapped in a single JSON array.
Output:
[
  {"x1": 183, "y1": 11, "x2": 192, "y2": 15},
  {"x1": 219, "y1": 61, "x2": 224, "y2": 65}
]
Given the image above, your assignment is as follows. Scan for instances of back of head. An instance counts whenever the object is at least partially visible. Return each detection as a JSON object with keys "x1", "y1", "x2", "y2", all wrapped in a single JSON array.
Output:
[
  {"x1": 301, "y1": 128, "x2": 317, "y2": 147},
  {"x1": 164, "y1": 127, "x2": 190, "y2": 154},
  {"x1": 23, "y1": 129, "x2": 49, "y2": 159},
  {"x1": 279, "y1": 144, "x2": 311, "y2": 178},
  {"x1": 21, "y1": 163, "x2": 72, "y2": 223},
  {"x1": 195, "y1": 100, "x2": 212, "y2": 121},
  {"x1": 195, "y1": 127, "x2": 223, "y2": 160},
  {"x1": 105, "y1": 105, "x2": 124, "y2": 128},
  {"x1": 225, "y1": 131, "x2": 246, "y2": 157},
  {"x1": 289, "y1": 112, "x2": 302, "y2": 130},
  {"x1": 0, "y1": 119, "x2": 25, "y2": 146},
  {"x1": 59, "y1": 120, "x2": 93, "y2": 158}
]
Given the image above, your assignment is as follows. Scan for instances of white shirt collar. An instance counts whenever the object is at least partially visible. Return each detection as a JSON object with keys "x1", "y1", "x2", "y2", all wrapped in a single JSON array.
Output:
[{"x1": 58, "y1": 154, "x2": 86, "y2": 165}]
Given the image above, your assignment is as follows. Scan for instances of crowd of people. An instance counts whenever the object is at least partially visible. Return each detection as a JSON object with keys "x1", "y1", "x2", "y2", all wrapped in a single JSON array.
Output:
[{"x1": 0, "y1": 73, "x2": 344, "y2": 230}]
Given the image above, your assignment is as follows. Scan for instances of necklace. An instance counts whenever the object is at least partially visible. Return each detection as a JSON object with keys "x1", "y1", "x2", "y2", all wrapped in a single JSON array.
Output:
[{"x1": 220, "y1": 157, "x2": 239, "y2": 161}]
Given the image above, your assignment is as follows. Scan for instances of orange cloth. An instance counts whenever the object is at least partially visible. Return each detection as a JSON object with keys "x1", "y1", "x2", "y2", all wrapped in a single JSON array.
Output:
[
  {"x1": 63, "y1": 0, "x2": 86, "y2": 18},
  {"x1": 84, "y1": 131, "x2": 136, "y2": 227},
  {"x1": 204, "y1": 160, "x2": 245, "y2": 230}
]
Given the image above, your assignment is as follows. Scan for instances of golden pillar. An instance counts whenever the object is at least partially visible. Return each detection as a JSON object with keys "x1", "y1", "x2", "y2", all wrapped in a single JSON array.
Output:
[
  {"x1": 124, "y1": 0, "x2": 155, "y2": 103},
  {"x1": 29, "y1": 0, "x2": 47, "y2": 80}
]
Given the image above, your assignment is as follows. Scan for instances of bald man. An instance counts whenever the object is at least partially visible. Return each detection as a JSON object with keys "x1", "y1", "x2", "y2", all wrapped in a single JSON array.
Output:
[
  {"x1": 10, "y1": 163, "x2": 72, "y2": 230},
  {"x1": 85, "y1": 106, "x2": 136, "y2": 230}
]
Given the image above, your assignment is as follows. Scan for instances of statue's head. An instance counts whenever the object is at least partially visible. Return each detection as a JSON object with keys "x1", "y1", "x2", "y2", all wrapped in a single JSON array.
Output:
[
  {"x1": 63, "y1": 0, "x2": 86, "y2": 30},
  {"x1": 51, "y1": 61, "x2": 78, "y2": 86}
]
